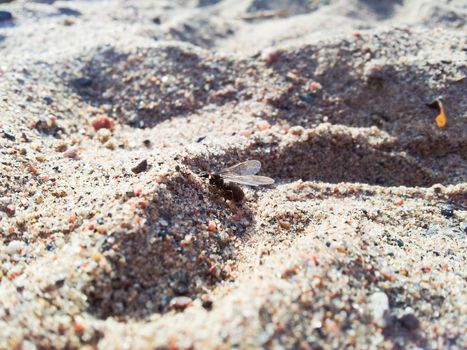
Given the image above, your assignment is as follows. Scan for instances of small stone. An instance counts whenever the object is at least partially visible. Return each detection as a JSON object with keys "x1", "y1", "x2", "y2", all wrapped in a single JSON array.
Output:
[
  {"x1": 57, "y1": 7, "x2": 81, "y2": 16},
  {"x1": 0, "y1": 197, "x2": 12, "y2": 205},
  {"x1": 0, "y1": 10, "x2": 13, "y2": 22},
  {"x1": 5, "y1": 205, "x2": 15, "y2": 216},
  {"x1": 281, "y1": 264, "x2": 299, "y2": 278},
  {"x1": 440, "y1": 205, "x2": 454, "y2": 218},
  {"x1": 131, "y1": 159, "x2": 148, "y2": 174},
  {"x1": 286, "y1": 71, "x2": 300, "y2": 82},
  {"x1": 257, "y1": 120, "x2": 270, "y2": 131},
  {"x1": 36, "y1": 154, "x2": 46, "y2": 162},
  {"x1": 91, "y1": 116, "x2": 114, "y2": 131},
  {"x1": 104, "y1": 140, "x2": 116, "y2": 150},
  {"x1": 400, "y1": 313, "x2": 420, "y2": 330},
  {"x1": 260, "y1": 48, "x2": 279, "y2": 64},
  {"x1": 279, "y1": 221, "x2": 291, "y2": 229},
  {"x1": 363, "y1": 60, "x2": 390, "y2": 80},
  {"x1": 169, "y1": 296, "x2": 192, "y2": 311},
  {"x1": 92, "y1": 253, "x2": 102, "y2": 262},
  {"x1": 180, "y1": 234, "x2": 193, "y2": 247},
  {"x1": 288, "y1": 126, "x2": 304, "y2": 136},
  {"x1": 421, "y1": 265, "x2": 431, "y2": 273},
  {"x1": 201, "y1": 294, "x2": 213, "y2": 310},
  {"x1": 194, "y1": 135, "x2": 206, "y2": 143},
  {"x1": 219, "y1": 231, "x2": 229, "y2": 242},
  {"x1": 353, "y1": 31, "x2": 362, "y2": 38},
  {"x1": 96, "y1": 128, "x2": 111, "y2": 143},
  {"x1": 5, "y1": 240, "x2": 25, "y2": 255},
  {"x1": 2, "y1": 130, "x2": 15, "y2": 141},
  {"x1": 55, "y1": 142, "x2": 68, "y2": 152},
  {"x1": 73, "y1": 76, "x2": 93, "y2": 88},
  {"x1": 43, "y1": 96, "x2": 53, "y2": 105},
  {"x1": 395, "y1": 238, "x2": 404, "y2": 247},
  {"x1": 15, "y1": 216, "x2": 26, "y2": 227},
  {"x1": 68, "y1": 214, "x2": 77, "y2": 223},
  {"x1": 73, "y1": 322, "x2": 85, "y2": 333},
  {"x1": 369, "y1": 291, "x2": 389, "y2": 327},
  {"x1": 308, "y1": 81, "x2": 322, "y2": 93},
  {"x1": 298, "y1": 93, "x2": 315, "y2": 104},
  {"x1": 239, "y1": 129, "x2": 253, "y2": 137},
  {"x1": 207, "y1": 221, "x2": 217, "y2": 232},
  {"x1": 63, "y1": 148, "x2": 79, "y2": 159},
  {"x1": 63, "y1": 18, "x2": 75, "y2": 26}
]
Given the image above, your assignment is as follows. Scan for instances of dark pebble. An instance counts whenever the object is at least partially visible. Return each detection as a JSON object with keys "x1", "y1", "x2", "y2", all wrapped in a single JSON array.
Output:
[
  {"x1": 55, "y1": 278, "x2": 65, "y2": 288},
  {"x1": 143, "y1": 139, "x2": 151, "y2": 147},
  {"x1": 2, "y1": 130, "x2": 15, "y2": 141},
  {"x1": 45, "y1": 243, "x2": 55, "y2": 251},
  {"x1": 43, "y1": 96, "x2": 53, "y2": 105},
  {"x1": 173, "y1": 283, "x2": 189, "y2": 296},
  {"x1": 131, "y1": 159, "x2": 148, "y2": 174},
  {"x1": 57, "y1": 7, "x2": 81, "y2": 16},
  {"x1": 440, "y1": 205, "x2": 454, "y2": 218},
  {"x1": 299, "y1": 93, "x2": 315, "y2": 104},
  {"x1": 195, "y1": 135, "x2": 207, "y2": 143},
  {"x1": 202, "y1": 298, "x2": 213, "y2": 311},
  {"x1": 400, "y1": 313, "x2": 420, "y2": 330},
  {"x1": 0, "y1": 10, "x2": 13, "y2": 22},
  {"x1": 128, "y1": 115, "x2": 145, "y2": 128},
  {"x1": 73, "y1": 76, "x2": 93, "y2": 88},
  {"x1": 395, "y1": 238, "x2": 404, "y2": 247}
]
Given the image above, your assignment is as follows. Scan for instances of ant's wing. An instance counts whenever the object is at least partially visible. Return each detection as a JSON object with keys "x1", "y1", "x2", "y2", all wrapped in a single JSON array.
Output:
[
  {"x1": 222, "y1": 175, "x2": 275, "y2": 187},
  {"x1": 220, "y1": 160, "x2": 261, "y2": 176}
]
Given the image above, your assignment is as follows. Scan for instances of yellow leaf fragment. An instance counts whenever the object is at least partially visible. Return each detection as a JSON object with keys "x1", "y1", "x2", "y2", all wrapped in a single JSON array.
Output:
[{"x1": 435, "y1": 100, "x2": 447, "y2": 128}]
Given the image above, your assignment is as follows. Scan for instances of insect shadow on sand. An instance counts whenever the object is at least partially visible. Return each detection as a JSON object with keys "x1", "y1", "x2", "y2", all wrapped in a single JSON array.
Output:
[{"x1": 83, "y1": 170, "x2": 256, "y2": 320}]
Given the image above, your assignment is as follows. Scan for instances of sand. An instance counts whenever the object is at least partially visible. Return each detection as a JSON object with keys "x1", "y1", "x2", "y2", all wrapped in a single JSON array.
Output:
[{"x1": 0, "y1": 0, "x2": 466, "y2": 349}]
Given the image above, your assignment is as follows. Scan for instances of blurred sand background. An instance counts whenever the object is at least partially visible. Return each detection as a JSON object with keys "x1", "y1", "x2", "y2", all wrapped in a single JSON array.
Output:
[{"x1": 0, "y1": 0, "x2": 466, "y2": 349}]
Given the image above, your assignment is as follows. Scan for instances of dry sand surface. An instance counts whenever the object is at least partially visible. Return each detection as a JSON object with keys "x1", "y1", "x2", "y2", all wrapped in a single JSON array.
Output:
[{"x1": 0, "y1": 0, "x2": 466, "y2": 349}]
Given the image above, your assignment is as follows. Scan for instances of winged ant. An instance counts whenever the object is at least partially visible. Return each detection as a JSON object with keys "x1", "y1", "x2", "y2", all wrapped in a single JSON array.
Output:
[{"x1": 200, "y1": 160, "x2": 274, "y2": 202}]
